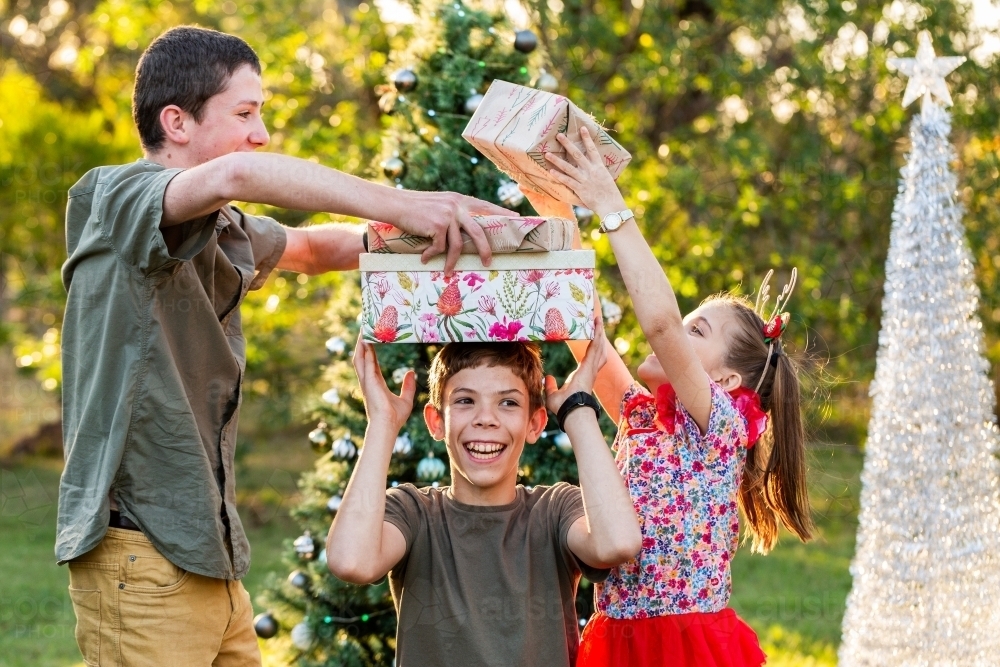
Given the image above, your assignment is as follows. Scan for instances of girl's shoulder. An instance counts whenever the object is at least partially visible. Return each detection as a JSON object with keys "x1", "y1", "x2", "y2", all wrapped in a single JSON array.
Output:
[{"x1": 618, "y1": 381, "x2": 750, "y2": 450}]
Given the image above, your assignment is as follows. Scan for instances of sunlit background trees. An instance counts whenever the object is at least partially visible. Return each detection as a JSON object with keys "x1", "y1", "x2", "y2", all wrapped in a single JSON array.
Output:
[{"x1": 5, "y1": 0, "x2": 1000, "y2": 664}]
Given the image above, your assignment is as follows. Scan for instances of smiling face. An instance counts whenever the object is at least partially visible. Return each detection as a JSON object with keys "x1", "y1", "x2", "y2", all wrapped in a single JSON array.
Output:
[
  {"x1": 154, "y1": 64, "x2": 270, "y2": 166},
  {"x1": 424, "y1": 364, "x2": 547, "y2": 506},
  {"x1": 637, "y1": 301, "x2": 744, "y2": 391}
]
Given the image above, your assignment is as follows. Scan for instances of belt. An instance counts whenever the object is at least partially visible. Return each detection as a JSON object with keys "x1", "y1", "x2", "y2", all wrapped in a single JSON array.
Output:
[{"x1": 109, "y1": 510, "x2": 141, "y2": 531}]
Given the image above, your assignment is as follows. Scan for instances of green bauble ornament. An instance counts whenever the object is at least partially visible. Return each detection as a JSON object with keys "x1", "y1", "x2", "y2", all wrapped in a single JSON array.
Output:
[{"x1": 417, "y1": 451, "x2": 447, "y2": 482}]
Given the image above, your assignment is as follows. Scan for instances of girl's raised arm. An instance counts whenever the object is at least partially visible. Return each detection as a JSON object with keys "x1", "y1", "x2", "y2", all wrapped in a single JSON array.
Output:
[
  {"x1": 522, "y1": 191, "x2": 633, "y2": 423},
  {"x1": 544, "y1": 129, "x2": 713, "y2": 431}
]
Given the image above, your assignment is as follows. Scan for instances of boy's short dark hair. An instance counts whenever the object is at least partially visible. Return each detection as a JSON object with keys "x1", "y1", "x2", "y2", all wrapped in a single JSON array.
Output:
[
  {"x1": 428, "y1": 343, "x2": 545, "y2": 413},
  {"x1": 133, "y1": 26, "x2": 261, "y2": 151}
]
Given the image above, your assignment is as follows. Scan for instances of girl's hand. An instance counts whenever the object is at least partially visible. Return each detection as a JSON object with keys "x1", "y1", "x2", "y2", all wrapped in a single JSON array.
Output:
[
  {"x1": 545, "y1": 127, "x2": 628, "y2": 218},
  {"x1": 352, "y1": 335, "x2": 416, "y2": 432},
  {"x1": 545, "y1": 318, "x2": 609, "y2": 414}
]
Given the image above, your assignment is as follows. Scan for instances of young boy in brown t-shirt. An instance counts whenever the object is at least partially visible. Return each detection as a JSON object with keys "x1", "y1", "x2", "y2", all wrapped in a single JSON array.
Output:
[{"x1": 327, "y1": 327, "x2": 641, "y2": 667}]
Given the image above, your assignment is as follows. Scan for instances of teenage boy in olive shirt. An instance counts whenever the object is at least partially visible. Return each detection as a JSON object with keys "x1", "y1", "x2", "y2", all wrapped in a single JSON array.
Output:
[
  {"x1": 58, "y1": 26, "x2": 513, "y2": 667},
  {"x1": 327, "y1": 326, "x2": 642, "y2": 667}
]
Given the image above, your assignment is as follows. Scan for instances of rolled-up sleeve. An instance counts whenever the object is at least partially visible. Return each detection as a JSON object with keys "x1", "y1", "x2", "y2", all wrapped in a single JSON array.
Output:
[{"x1": 232, "y1": 205, "x2": 287, "y2": 289}]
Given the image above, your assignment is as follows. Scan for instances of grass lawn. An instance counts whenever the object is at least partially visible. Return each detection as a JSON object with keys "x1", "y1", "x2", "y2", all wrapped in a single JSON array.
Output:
[{"x1": 0, "y1": 440, "x2": 861, "y2": 666}]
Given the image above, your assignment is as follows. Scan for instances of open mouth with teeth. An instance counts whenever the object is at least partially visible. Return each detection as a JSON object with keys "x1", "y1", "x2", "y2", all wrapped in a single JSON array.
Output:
[{"x1": 462, "y1": 441, "x2": 508, "y2": 462}]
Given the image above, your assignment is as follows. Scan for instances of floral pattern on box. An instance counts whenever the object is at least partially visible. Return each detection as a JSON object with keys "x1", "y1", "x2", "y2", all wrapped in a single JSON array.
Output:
[{"x1": 361, "y1": 267, "x2": 596, "y2": 343}]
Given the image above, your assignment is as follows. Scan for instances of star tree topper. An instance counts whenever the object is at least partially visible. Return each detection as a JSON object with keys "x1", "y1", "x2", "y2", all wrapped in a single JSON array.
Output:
[{"x1": 887, "y1": 31, "x2": 966, "y2": 109}]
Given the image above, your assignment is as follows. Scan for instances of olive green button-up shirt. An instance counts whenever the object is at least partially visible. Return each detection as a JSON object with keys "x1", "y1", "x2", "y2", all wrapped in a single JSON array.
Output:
[{"x1": 57, "y1": 159, "x2": 287, "y2": 579}]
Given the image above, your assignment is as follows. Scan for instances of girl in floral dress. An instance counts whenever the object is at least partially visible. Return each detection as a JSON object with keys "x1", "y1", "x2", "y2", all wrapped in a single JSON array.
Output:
[{"x1": 540, "y1": 128, "x2": 815, "y2": 666}]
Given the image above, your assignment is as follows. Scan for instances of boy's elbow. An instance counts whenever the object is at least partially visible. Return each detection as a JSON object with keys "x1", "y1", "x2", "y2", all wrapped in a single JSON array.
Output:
[
  {"x1": 325, "y1": 550, "x2": 378, "y2": 584},
  {"x1": 213, "y1": 152, "x2": 252, "y2": 202}
]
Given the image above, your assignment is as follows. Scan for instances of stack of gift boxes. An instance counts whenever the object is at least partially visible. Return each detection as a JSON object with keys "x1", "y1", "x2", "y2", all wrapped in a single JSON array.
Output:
[{"x1": 360, "y1": 80, "x2": 631, "y2": 343}]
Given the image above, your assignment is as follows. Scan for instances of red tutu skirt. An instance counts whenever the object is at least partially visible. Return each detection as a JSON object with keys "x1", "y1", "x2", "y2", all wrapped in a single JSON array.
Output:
[{"x1": 576, "y1": 609, "x2": 766, "y2": 667}]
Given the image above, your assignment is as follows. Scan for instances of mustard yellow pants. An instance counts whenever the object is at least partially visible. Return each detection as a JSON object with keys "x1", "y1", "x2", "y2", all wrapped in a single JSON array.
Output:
[{"x1": 67, "y1": 527, "x2": 262, "y2": 667}]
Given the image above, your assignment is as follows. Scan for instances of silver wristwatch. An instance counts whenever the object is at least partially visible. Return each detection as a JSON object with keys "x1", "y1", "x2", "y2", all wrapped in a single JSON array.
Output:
[{"x1": 598, "y1": 209, "x2": 634, "y2": 233}]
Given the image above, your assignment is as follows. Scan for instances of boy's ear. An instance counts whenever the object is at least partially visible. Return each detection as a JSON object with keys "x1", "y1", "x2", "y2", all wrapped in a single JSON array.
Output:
[
  {"x1": 159, "y1": 105, "x2": 191, "y2": 146},
  {"x1": 423, "y1": 403, "x2": 446, "y2": 441},
  {"x1": 524, "y1": 405, "x2": 549, "y2": 445}
]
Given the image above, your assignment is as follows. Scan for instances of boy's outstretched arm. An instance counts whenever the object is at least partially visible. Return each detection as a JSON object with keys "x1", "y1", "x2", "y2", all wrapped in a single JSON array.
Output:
[
  {"x1": 162, "y1": 152, "x2": 516, "y2": 272},
  {"x1": 546, "y1": 325, "x2": 642, "y2": 568},
  {"x1": 522, "y1": 191, "x2": 632, "y2": 422},
  {"x1": 545, "y1": 129, "x2": 713, "y2": 431},
  {"x1": 325, "y1": 337, "x2": 413, "y2": 584}
]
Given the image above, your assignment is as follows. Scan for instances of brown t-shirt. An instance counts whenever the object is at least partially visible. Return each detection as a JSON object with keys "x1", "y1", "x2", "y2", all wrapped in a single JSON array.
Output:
[{"x1": 383, "y1": 482, "x2": 609, "y2": 667}]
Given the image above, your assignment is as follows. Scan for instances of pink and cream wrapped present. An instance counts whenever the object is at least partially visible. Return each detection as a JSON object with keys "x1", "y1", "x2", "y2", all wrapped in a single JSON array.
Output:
[
  {"x1": 367, "y1": 216, "x2": 577, "y2": 255},
  {"x1": 462, "y1": 80, "x2": 631, "y2": 205},
  {"x1": 360, "y1": 250, "x2": 596, "y2": 343}
]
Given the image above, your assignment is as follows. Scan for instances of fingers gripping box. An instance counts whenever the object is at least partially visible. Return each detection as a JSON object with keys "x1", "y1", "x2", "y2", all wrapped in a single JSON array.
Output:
[{"x1": 360, "y1": 251, "x2": 596, "y2": 343}]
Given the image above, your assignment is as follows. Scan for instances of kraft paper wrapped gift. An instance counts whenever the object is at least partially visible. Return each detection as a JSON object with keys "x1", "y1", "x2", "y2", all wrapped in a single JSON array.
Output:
[
  {"x1": 462, "y1": 79, "x2": 631, "y2": 205},
  {"x1": 367, "y1": 216, "x2": 577, "y2": 254},
  {"x1": 360, "y1": 250, "x2": 596, "y2": 343}
]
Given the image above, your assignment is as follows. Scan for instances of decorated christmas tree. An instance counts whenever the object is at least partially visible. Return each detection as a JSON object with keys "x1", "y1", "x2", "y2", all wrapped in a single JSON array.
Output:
[
  {"x1": 253, "y1": 3, "x2": 620, "y2": 664},
  {"x1": 838, "y1": 32, "x2": 1000, "y2": 665}
]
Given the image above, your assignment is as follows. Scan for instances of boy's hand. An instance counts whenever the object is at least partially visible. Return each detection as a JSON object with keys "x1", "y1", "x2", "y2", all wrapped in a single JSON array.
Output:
[
  {"x1": 400, "y1": 191, "x2": 519, "y2": 272},
  {"x1": 545, "y1": 318, "x2": 609, "y2": 415},
  {"x1": 544, "y1": 127, "x2": 628, "y2": 218},
  {"x1": 352, "y1": 336, "x2": 416, "y2": 432}
]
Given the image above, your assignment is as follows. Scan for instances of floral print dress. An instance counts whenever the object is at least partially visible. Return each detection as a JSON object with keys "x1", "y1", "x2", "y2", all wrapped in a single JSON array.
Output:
[{"x1": 596, "y1": 381, "x2": 750, "y2": 619}]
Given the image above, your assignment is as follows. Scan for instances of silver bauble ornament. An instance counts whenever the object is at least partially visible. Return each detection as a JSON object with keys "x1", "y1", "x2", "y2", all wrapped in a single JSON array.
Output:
[
  {"x1": 600, "y1": 297, "x2": 623, "y2": 328},
  {"x1": 382, "y1": 156, "x2": 406, "y2": 180},
  {"x1": 554, "y1": 431, "x2": 573, "y2": 454},
  {"x1": 293, "y1": 530, "x2": 316, "y2": 561},
  {"x1": 533, "y1": 70, "x2": 559, "y2": 93},
  {"x1": 514, "y1": 29, "x2": 538, "y2": 53},
  {"x1": 393, "y1": 432, "x2": 413, "y2": 455},
  {"x1": 321, "y1": 388, "x2": 340, "y2": 405},
  {"x1": 325, "y1": 336, "x2": 346, "y2": 355},
  {"x1": 287, "y1": 569, "x2": 310, "y2": 591},
  {"x1": 332, "y1": 433, "x2": 357, "y2": 460},
  {"x1": 326, "y1": 494, "x2": 342, "y2": 514},
  {"x1": 464, "y1": 93, "x2": 485, "y2": 115},
  {"x1": 253, "y1": 611, "x2": 279, "y2": 639},
  {"x1": 497, "y1": 180, "x2": 525, "y2": 208},
  {"x1": 416, "y1": 451, "x2": 447, "y2": 482},
  {"x1": 573, "y1": 205, "x2": 595, "y2": 226},
  {"x1": 308, "y1": 425, "x2": 331, "y2": 453},
  {"x1": 391, "y1": 68, "x2": 418, "y2": 92},
  {"x1": 290, "y1": 621, "x2": 314, "y2": 650}
]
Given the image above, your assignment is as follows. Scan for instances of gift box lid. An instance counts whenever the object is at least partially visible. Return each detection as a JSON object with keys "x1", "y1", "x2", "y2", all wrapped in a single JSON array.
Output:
[{"x1": 359, "y1": 249, "x2": 595, "y2": 272}]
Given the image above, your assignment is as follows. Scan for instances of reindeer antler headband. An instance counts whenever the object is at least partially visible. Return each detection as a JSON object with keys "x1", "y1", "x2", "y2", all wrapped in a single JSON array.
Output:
[{"x1": 753, "y1": 267, "x2": 797, "y2": 394}]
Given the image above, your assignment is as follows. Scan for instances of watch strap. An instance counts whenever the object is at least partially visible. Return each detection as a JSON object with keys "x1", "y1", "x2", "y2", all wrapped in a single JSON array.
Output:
[{"x1": 555, "y1": 391, "x2": 602, "y2": 432}]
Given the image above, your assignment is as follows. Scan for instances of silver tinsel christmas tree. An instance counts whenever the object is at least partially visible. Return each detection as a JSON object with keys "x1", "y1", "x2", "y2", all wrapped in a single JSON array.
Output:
[{"x1": 839, "y1": 32, "x2": 1000, "y2": 666}]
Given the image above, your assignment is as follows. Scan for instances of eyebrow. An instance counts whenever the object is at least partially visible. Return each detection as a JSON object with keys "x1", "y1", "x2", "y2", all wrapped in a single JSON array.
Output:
[
  {"x1": 452, "y1": 387, "x2": 525, "y2": 397},
  {"x1": 233, "y1": 100, "x2": 262, "y2": 108}
]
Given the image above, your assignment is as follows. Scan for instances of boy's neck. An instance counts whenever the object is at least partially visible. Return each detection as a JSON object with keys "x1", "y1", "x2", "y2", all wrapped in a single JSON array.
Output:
[{"x1": 448, "y1": 472, "x2": 519, "y2": 506}]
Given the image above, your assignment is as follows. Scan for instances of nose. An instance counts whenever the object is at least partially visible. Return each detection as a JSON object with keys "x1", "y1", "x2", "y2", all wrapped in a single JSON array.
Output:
[
  {"x1": 249, "y1": 118, "x2": 269, "y2": 148},
  {"x1": 472, "y1": 404, "x2": 500, "y2": 429}
]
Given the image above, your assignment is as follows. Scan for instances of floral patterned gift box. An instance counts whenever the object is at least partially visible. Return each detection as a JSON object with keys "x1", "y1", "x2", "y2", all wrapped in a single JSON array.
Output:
[{"x1": 360, "y1": 250, "x2": 596, "y2": 343}]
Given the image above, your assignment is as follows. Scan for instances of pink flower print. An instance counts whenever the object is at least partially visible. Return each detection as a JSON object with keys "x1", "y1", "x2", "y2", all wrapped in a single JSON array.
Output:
[
  {"x1": 419, "y1": 313, "x2": 437, "y2": 325},
  {"x1": 375, "y1": 279, "x2": 391, "y2": 299},
  {"x1": 478, "y1": 295, "x2": 497, "y2": 315},
  {"x1": 641, "y1": 460, "x2": 654, "y2": 473},
  {"x1": 692, "y1": 460, "x2": 704, "y2": 472},
  {"x1": 488, "y1": 317, "x2": 524, "y2": 341},
  {"x1": 701, "y1": 533, "x2": 712, "y2": 545},
  {"x1": 543, "y1": 281, "x2": 560, "y2": 299},
  {"x1": 677, "y1": 598, "x2": 692, "y2": 610},
  {"x1": 421, "y1": 328, "x2": 440, "y2": 343},
  {"x1": 642, "y1": 536, "x2": 655, "y2": 550},
  {"x1": 463, "y1": 272, "x2": 485, "y2": 288},
  {"x1": 673, "y1": 533, "x2": 685, "y2": 543},
  {"x1": 698, "y1": 588, "x2": 709, "y2": 600},
  {"x1": 517, "y1": 269, "x2": 547, "y2": 285}
]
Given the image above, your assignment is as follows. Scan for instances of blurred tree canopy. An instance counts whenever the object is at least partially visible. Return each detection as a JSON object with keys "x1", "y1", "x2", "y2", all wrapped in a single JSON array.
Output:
[{"x1": 4, "y1": 0, "x2": 1000, "y2": 438}]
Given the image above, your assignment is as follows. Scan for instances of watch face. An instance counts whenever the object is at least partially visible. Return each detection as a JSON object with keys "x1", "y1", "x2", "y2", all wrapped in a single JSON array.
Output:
[{"x1": 604, "y1": 213, "x2": 623, "y2": 231}]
